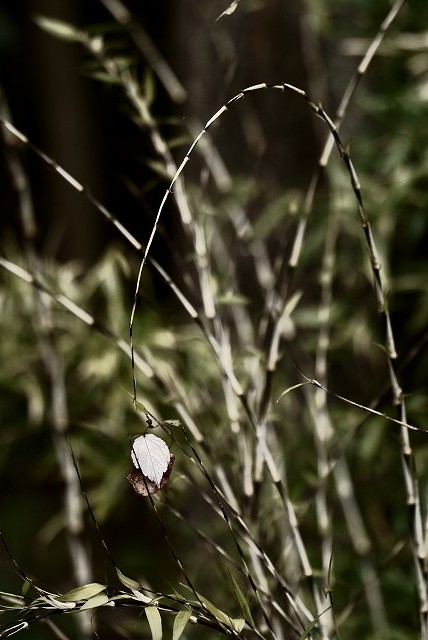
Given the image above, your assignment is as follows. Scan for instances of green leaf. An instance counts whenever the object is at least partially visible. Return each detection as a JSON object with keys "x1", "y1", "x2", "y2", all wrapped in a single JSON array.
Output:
[
  {"x1": 199, "y1": 594, "x2": 245, "y2": 632},
  {"x1": 229, "y1": 574, "x2": 254, "y2": 626},
  {"x1": 298, "y1": 606, "x2": 331, "y2": 640},
  {"x1": 145, "y1": 606, "x2": 162, "y2": 640},
  {"x1": 232, "y1": 618, "x2": 246, "y2": 633},
  {"x1": 43, "y1": 595, "x2": 76, "y2": 610},
  {"x1": 143, "y1": 69, "x2": 156, "y2": 107},
  {"x1": 172, "y1": 609, "x2": 192, "y2": 640},
  {"x1": 116, "y1": 568, "x2": 140, "y2": 591},
  {"x1": 134, "y1": 399, "x2": 147, "y2": 413},
  {"x1": 131, "y1": 589, "x2": 153, "y2": 603},
  {"x1": 59, "y1": 583, "x2": 106, "y2": 602},
  {"x1": 79, "y1": 592, "x2": 109, "y2": 611},
  {"x1": 144, "y1": 159, "x2": 174, "y2": 181},
  {"x1": 162, "y1": 420, "x2": 181, "y2": 428},
  {"x1": 21, "y1": 581, "x2": 31, "y2": 596},
  {"x1": 167, "y1": 136, "x2": 191, "y2": 150},
  {"x1": 34, "y1": 15, "x2": 81, "y2": 42},
  {"x1": 217, "y1": 293, "x2": 250, "y2": 306},
  {"x1": 86, "y1": 71, "x2": 122, "y2": 85},
  {"x1": 277, "y1": 382, "x2": 309, "y2": 402}
]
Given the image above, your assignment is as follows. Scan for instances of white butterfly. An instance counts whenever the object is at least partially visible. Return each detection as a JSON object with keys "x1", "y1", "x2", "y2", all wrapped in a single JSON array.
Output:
[{"x1": 128, "y1": 433, "x2": 174, "y2": 496}]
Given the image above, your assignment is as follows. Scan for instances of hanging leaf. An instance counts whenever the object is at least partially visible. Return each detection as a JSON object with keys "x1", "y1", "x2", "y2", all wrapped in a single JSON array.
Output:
[
  {"x1": 172, "y1": 609, "x2": 192, "y2": 640},
  {"x1": 128, "y1": 434, "x2": 175, "y2": 496},
  {"x1": 131, "y1": 434, "x2": 170, "y2": 486},
  {"x1": 145, "y1": 605, "x2": 162, "y2": 640}
]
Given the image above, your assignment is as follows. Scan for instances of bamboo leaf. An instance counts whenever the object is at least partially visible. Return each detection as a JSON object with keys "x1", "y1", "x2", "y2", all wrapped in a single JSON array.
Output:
[
  {"x1": 34, "y1": 15, "x2": 81, "y2": 42},
  {"x1": 231, "y1": 618, "x2": 245, "y2": 632},
  {"x1": 172, "y1": 609, "x2": 192, "y2": 640},
  {"x1": 199, "y1": 594, "x2": 245, "y2": 632},
  {"x1": 162, "y1": 420, "x2": 181, "y2": 428},
  {"x1": 144, "y1": 159, "x2": 174, "y2": 181},
  {"x1": 217, "y1": 0, "x2": 242, "y2": 20},
  {"x1": 43, "y1": 595, "x2": 76, "y2": 609},
  {"x1": 131, "y1": 589, "x2": 153, "y2": 603},
  {"x1": 79, "y1": 592, "x2": 109, "y2": 611},
  {"x1": 116, "y1": 568, "x2": 141, "y2": 591},
  {"x1": 59, "y1": 583, "x2": 106, "y2": 602},
  {"x1": 277, "y1": 382, "x2": 310, "y2": 401},
  {"x1": 144, "y1": 69, "x2": 156, "y2": 106},
  {"x1": 134, "y1": 399, "x2": 147, "y2": 413},
  {"x1": 298, "y1": 606, "x2": 331, "y2": 640},
  {"x1": 229, "y1": 574, "x2": 254, "y2": 626},
  {"x1": 145, "y1": 605, "x2": 162, "y2": 640},
  {"x1": 217, "y1": 293, "x2": 250, "y2": 306}
]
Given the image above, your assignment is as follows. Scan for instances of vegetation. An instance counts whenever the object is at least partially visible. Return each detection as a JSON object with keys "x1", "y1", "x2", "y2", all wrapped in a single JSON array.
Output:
[{"x1": 1, "y1": 1, "x2": 428, "y2": 638}]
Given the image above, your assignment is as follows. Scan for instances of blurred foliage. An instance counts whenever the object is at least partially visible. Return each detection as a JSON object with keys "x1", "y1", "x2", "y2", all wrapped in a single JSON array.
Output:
[{"x1": 1, "y1": 0, "x2": 428, "y2": 639}]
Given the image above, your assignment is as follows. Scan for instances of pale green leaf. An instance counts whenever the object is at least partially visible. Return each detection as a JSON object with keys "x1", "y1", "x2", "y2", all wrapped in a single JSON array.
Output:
[
  {"x1": 277, "y1": 382, "x2": 309, "y2": 402},
  {"x1": 229, "y1": 574, "x2": 254, "y2": 625},
  {"x1": 283, "y1": 290, "x2": 303, "y2": 316},
  {"x1": 298, "y1": 606, "x2": 331, "y2": 640},
  {"x1": 131, "y1": 589, "x2": 153, "y2": 603},
  {"x1": 79, "y1": 592, "x2": 109, "y2": 611},
  {"x1": 199, "y1": 594, "x2": 244, "y2": 632},
  {"x1": 172, "y1": 609, "x2": 192, "y2": 640},
  {"x1": 116, "y1": 568, "x2": 140, "y2": 591},
  {"x1": 162, "y1": 420, "x2": 181, "y2": 428},
  {"x1": 35, "y1": 15, "x2": 81, "y2": 42},
  {"x1": 59, "y1": 583, "x2": 106, "y2": 602},
  {"x1": 144, "y1": 69, "x2": 155, "y2": 106},
  {"x1": 145, "y1": 606, "x2": 162, "y2": 640},
  {"x1": 144, "y1": 159, "x2": 174, "y2": 181},
  {"x1": 231, "y1": 618, "x2": 246, "y2": 632},
  {"x1": 217, "y1": 293, "x2": 250, "y2": 306},
  {"x1": 134, "y1": 399, "x2": 147, "y2": 413},
  {"x1": 86, "y1": 72, "x2": 121, "y2": 85},
  {"x1": 167, "y1": 136, "x2": 191, "y2": 150},
  {"x1": 43, "y1": 595, "x2": 76, "y2": 609}
]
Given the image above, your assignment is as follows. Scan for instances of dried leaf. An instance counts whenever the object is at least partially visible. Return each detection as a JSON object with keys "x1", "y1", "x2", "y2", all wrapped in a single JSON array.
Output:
[{"x1": 131, "y1": 434, "x2": 172, "y2": 487}]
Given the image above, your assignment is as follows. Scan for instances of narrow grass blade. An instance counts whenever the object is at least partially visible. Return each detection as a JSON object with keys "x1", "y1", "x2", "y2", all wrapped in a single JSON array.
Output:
[
  {"x1": 172, "y1": 609, "x2": 192, "y2": 640},
  {"x1": 145, "y1": 606, "x2": 162, "y2": 640}
]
